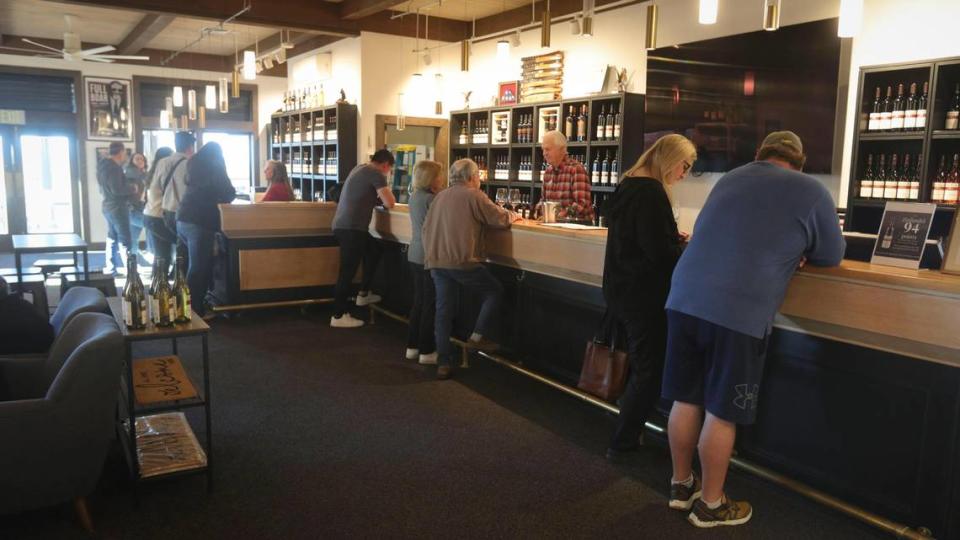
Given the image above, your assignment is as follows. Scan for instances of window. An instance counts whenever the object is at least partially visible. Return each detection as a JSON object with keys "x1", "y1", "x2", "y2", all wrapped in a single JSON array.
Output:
[{"x1": 201, "y1": 131, "x2": 253, "y2": 198}]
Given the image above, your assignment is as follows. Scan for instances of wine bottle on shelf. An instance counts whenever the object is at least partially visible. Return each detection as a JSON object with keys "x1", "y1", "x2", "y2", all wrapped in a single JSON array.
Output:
[
  {"x1": 872, "y1": 154, "x2": 887, "y2": 199},
  {"x1": 565, "y1": 106, "x2": 575, "y2": 140},
  {"x1": 897, "y1": 154, "x2": 911, "y2": 200},
  {"x1": 890, "y1": 84, "x2": 905, "y2": 131},
  {"x1": 121, "y1": 251, "x2": 147, "y2": 330},
  {"x1": 602, "y1": 152, "x2": 611, "y2": 185},
  {"x1": 172, "y1": 249, "x2": 191, "y2": 323},
  {"x1": 910, "y1": 155, "x2": 921, "y2": 200},
  {"x1": 577, "y1": 105, "x2": 587, "y2": 142},
  {"x1": 596, "y1": 105, "x2": 606, "y2": 141},
  {"x1": 868, "y1": 87, "x2": 882, "y2": 131},
  {"x1": 859, "y1": 154, "x2": 874, "y2": 199},
  {"x1": 148, "y1": 258, "x2": 160, "y2": 323},
  {"x1": 884, "y1": 154, "x2": 899, "y2": 199},
  {"x1": 613, "y1": 105, "x2": 621, "y2": 139},
  {"x1": 932, "y1": 155, "x2": 947, "y2": 203},
  {"x1": 946, "y1": 154, "x2": 960, "y2": 204},
  {"x1": 916, "y1": 82, "x2": 928, "y2": 130},
  {"x1": 880, "y1": 86, "x2": 893, "y2": 131},
  {"x1": 946, "y1": 83, "x2": 960, "y2": 130},
  {"x1": 903, "y1": 83, "x2": 918, "y2": 131},
  {"x1": 592, "y1": 153, "x2": 601, "y2": 184},
  {"x1": 459, "y1": 122, "x2": 468, "y2": 145},
  {"x1": 605, "y1": 106, "x2": 615, "y2": 140},
  {"x1": 154, "y1": 259, "x2": 174, "y2": 327}
]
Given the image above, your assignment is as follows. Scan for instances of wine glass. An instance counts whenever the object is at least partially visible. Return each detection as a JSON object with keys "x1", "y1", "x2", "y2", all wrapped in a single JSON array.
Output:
[
  {"x1": 495, "y1": 188, "x2": 507, "y2": 207},
  {"x1": 509, "y1": 189, "x2": 521, "y2": 209}
]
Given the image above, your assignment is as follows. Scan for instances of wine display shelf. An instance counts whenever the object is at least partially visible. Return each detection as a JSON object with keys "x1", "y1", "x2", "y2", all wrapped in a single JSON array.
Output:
[
  {"x1": 847, "y1": 55, "x2": 960, "y2": 241},
  {"x1": 269, "y1": 103, "x2": 358, "y2": 202},
  {"x1": 448, "y1": 92, "x2": 645, "y2": 225}
]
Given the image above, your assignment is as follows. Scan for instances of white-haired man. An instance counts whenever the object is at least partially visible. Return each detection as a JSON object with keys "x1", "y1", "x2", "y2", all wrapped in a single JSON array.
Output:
[
  {"x1": 541, "y1": 130, "x2": 594, "y2": 222},
  {"x1": 422, "y1": 158, "x2": 521, "y2": 380}
]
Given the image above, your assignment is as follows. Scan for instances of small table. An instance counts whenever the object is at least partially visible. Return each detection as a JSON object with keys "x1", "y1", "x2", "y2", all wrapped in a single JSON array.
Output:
[
  {"x1": 12, "y1": 234, "x2": 89, "y2": 296},
  {"x1": 106, "y1": 297, "x2": 213, "y2": 493}
]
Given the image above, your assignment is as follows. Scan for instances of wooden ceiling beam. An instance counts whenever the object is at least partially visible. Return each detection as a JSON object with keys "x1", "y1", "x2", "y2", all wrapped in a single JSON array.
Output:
[
  {"x1": 473, "y1": 0, "x2": 627, "y2": 38},
  {"x1": 356, "y1": 12, "x2": 470, "y2": 43},
  {"x1": 116, "y1": 13, "x2": 176, "y2": 55},
  {"x1": 340, "y1": 0, "x2": 409, "y2": 21}
]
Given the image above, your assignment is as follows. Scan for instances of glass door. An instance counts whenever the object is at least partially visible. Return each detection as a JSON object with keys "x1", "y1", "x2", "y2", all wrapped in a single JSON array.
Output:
[{"x1": 20, "y1": 134, "x2": 74, "y2": 233}]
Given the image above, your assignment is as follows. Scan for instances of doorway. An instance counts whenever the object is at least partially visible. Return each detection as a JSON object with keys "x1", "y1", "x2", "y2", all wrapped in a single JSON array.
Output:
[{"x1": 375, "y1": 115, "x2": 448, "y2": 204}]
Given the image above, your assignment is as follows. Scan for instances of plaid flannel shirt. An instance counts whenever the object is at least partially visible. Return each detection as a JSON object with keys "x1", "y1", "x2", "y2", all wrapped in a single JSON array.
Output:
[{"x1": 542, "y1": 155, "x2": 594, "y2": 221}]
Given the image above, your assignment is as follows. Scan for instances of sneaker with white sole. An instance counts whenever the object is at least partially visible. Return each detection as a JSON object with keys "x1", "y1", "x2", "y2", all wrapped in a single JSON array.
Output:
[
  {"x1": 405, "y1": 348, "x2": 419, "y2": 360},
  {"x1": 669, "y1": 474, "x2": 702, "y2": 510},
  {"x1": 355, "y1": 292, "x2": 382, "y2": 306},
  {"x1": 688, "y1": 495, "x2": 752, "y2": 528},
  {"x1": 330, "y1": 313, "x2": 365, "y2": 328},
  {"x1": 418, "y1": 352, "x2": 438, "y2": 365}
]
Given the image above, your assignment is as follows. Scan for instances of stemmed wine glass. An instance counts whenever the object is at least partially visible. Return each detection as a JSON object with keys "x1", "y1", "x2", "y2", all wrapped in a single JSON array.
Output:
[
  {"x1": 509, "y1": 189, "x2": 521, "y2": 211},
  {"x1": 495, "y1": 188, "x2": 507, "y2": 207}
]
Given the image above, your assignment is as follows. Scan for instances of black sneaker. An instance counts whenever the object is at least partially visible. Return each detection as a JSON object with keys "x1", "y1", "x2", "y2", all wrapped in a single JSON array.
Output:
[
  {"x1": 668, "y1": 475, "x2": 702, "y2": 510},
  {"x1": 688, "y1": 495, "x2": 752, "y2": 528},
  {"x1": 436, "y1": 365, "x2": 453, "y2": 380}
]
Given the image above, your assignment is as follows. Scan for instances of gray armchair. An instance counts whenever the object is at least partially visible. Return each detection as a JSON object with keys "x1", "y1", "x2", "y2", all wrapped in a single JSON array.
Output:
[
  {"x1": 0, "y1": 312, "x2": 123, "y2": 530},
  {"x1": 50, "y1": 286, "x2": 109, "y2": 337}
]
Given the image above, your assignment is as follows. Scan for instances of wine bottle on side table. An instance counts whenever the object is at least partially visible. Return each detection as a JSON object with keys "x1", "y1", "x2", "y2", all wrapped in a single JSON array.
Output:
[
  {"x1": 173, "y1": 249, "x2": 192, "y2": 324},
  {"x1": 122, "y1": 251, "x2": 147, "y2": 330}
]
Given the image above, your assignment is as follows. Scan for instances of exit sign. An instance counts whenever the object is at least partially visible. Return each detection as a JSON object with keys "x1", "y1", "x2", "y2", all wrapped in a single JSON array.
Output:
[{"x1": 0, "y1": 110, "x2": 26, "y2": 125}]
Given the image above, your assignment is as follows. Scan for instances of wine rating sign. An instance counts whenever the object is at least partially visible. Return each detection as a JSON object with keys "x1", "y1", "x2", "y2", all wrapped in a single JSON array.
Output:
[{"x1": 871, "y1": 202, "x2": 937, "y2": 269}]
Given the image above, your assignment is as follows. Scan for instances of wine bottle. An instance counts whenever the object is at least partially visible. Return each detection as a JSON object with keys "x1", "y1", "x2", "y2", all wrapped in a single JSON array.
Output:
[
  {"x1": 872, "y1": 155, "x2": 887, "y2": 198},
  {"x1": 946, "y1": 83, "x2": 960, "y2": 130},
  {"x1": 577, "y1": 105, "x2": 587, "y2": 142},
  {"x1": 884, "y1": 154, "x2": 899, "y2": 199},
  {"x1": 868, "y1": 87, "x2": 882, "y2": 131},
  {"x1": 897, "y1": 154, "x2": 910, "y2": 200},
  {"x1": 592, "y1": 153, "x2": 601, "y2": 184},
  {"x1": 459, "y1": 122, "x2": 468, "y2": 145},
  {"x1": 596, "y1": 105, "x2": 606, "y2": 141},
  {"x1": 173, "y1": 249, "x2": 192, "y2": 323},
  {"x1": 890, "y1": 83, "x2": 905, "y2": 131},
  {"x1": 881, "y1": 224, "x2": 893, "y2": 249},
  {"x1": 909, "y1": 155, "x2": 921, "y2": 200},
  {"x1": 601, "y1": 152, "x2": 610, "y2": 185},
  {"x1": 916, "y1": 82, "x2": 928, "y2": 130},
  {"x1": 946, "y1": 154, "x2": 960, "y2": 204},
  {"x1": 154, "y1": 259, "x2": 174, "y2": 327},
  {"x1": 932, "y1": 156, "x2": 947, "y2": 202},
  {"x1": 880, "y1": 86, "x2": 893, "y2": 131},
  {"x1": 121, "y1": 251, "x2": 147, "y2": 330},
  {"x1": 613, "y1": 106, "x2": 621, "y2": 139},
  {"x1": 611, "y1": 152, "x2": 619, "y2": 184},
  {"x1": 565, "y1": 106, "x2": 575, "y2": 140},
  {"x1": 859, "y1": 155, "x2": 874, "y2": 198},
  {"x1": 605, "y1": 106, "x2": 615, "y2": 140},
  {"x1": 903, "y1": 83, "x2": 918, "y2": 131}
]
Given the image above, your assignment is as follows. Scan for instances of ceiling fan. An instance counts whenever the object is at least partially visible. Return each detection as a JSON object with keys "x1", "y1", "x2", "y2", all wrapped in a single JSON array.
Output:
[{"x1": 0, "y1": 15, "x2": 150, "y2": 63}]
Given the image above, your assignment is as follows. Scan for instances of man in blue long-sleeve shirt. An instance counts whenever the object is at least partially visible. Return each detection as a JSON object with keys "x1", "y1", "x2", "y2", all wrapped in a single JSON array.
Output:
[{"x1": 662, "y1": 131, "x2": 845, "y2": 528}]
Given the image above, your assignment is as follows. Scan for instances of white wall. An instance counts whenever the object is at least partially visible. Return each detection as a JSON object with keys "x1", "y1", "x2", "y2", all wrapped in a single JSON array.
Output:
[
  {"x1": 0, "y1": 52, "x2": 286, "y2": 244},
  {"x1": 838, "y1": 0, "x2": 960, "y2": 208}
]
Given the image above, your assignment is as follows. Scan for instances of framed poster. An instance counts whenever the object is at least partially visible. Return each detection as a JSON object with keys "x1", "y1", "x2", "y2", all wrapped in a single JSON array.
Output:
[
  {"x1": 942, "y1": 207, "x2": 960, "y2": 275},
  {"x1": 870, "y1": 201, "x2": 937, "y2": 269},
  {"x1": 85, "y1": 77, "x2": 132, "y2": 141},
  {"x1": 498, "y1": 81, "x2": 519, "y2": 105}
]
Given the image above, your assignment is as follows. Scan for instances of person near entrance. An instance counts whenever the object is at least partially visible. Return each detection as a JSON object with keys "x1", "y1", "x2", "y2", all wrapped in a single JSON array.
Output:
[
  {"x1": 662, "y1": 131, "x2": 845, "y2": 528},
  {"x1": 540, "y1": 130, "x2": 594, "y2": 223},
  {"x1": 97, "y1": 141, "x2": 137, "y2": 274},
  {"x1": 145, "y1": 132, "x2": 195, "y2": 268},
  {"x1": 125, "y1": 151, "x2": 152, "y2": 266},
  {"x1": 329, "y1": 149, "x2": 397, "y2": 328}
]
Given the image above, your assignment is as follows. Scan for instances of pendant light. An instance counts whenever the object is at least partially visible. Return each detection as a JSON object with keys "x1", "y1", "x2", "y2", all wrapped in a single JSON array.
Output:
[
  {"x1": 187, "y1": 89, "x2": 197, "y2": 120},
  {"x1": 243, "y1": 50, "x2": 256, "y2": 80},
  {"x1": 397, "y1": 93, "x2": 406, "y2": 131},
  {"x1": 762, "y1": 0, "x2": 781, "y2": 31},
  {"x1": 434, "y1": 73, "x2": 443, "y2": 115},
  {"x1": 496, "y1": 39, "x2": 510, "y2": 60},
  {"x1": 159, "y1": 110, "x2": 170, "y2": 129},
  {"x1": 460, "y1": 40, "x2": 470, "y2": 71},
  {"x1": 232, "y1": 33, "x2": 242, "y2": 98},
  {"x1": 699, "y1": 0, "x2": 718, "y2": 25},
  {"x1": 172, "y1": 85, "x2": 184, "y2": 107},
  {"x1": 581, "y1": 0, "x2": 594, "y2": 37},
  {"x1": 570, "y1": 17, "x2": 581, "y2": 35},
  {"x1": 540, "y1": 3, "x2": 551, "y2": 48},
  {"x1": 645, "y1": 4, "x2": 659, "y2": 50},
  {"x1": 180, "y1": 114, "x2": 189, "y2": 130},
  {"x1": 218, "y1": 77, "x2": 229, "y2": 113},
  {"x1": 205, "y1": 84, "x2": 217, "y2": 109},
  {"x1": 511, "y1": 30, "x2": 521, "y2": 48},
  {"x1": 838, "y1": 0, "x2": 863, "y2": 37},
  {"x1": 198, "y1": 106, "x2": 206, "y2": 129},
  {"x1": 165, "y1": 96, "x2": 174, "y2": 120}
]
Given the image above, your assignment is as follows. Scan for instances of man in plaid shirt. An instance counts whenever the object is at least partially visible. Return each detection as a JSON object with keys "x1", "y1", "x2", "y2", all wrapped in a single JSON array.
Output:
[{"x1": 541, "y1": 131, "x2": 594, "y2": 222}]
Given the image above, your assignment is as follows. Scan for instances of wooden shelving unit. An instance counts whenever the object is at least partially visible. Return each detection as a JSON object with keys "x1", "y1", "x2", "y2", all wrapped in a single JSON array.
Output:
[
  {"x1": 846, "y1": 56, "x2": 960, "y2": 240},
  {"x1": 448, "y1": 92, "x2": 645, "y2": 224},
  {"x1": 269, "y1": 103, "x2": 358, "y2": 202}
]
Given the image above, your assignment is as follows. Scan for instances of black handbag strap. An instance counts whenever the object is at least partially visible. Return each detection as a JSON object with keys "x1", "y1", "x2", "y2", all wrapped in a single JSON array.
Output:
[
  {"x1": 593, "y1": 310, "x2": 619, "y2": 347},
  {"x1": 161, "y1": 157, "x2": 187, "y2": 195}
]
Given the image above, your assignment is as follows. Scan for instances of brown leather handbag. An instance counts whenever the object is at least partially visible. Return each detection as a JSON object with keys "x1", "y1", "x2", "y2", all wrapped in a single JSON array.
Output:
[{"x1": 577, "y1": 315, "x2": 629, "y2": 402}]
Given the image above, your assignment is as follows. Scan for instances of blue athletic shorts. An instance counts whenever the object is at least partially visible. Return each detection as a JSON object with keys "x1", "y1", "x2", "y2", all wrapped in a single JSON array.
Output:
[{"x1": 661, "y1": 309, "x2": 770, "y2": 425}]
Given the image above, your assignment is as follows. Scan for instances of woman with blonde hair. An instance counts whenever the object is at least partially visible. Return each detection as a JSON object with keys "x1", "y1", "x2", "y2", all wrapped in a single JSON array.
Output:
[
  {"x1": 262, "y1": 160, "x2": 295, "y2": 202},
  {"x1": 405, "y1": 159, "x2": 445, "y2": 365},
  {"x1": 602, "y1": 133, "x2": 697, "y2": 461}
]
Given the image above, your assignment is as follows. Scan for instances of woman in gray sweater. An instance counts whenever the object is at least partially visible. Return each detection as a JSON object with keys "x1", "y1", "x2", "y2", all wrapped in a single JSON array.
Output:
[{"x1": 406, "y1": 160, "x2": 445, "y2": 365}]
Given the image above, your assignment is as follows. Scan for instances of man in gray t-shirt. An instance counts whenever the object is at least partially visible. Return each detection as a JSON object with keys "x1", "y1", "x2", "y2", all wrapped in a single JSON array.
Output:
[{"x1": 330, "y1": 149, "x2": 397, "y2": 328}]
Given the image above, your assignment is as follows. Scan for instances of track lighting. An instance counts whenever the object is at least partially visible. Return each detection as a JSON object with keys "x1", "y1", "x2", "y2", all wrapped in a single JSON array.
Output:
[
  {"x1": 762, "y1": 0, "x2": 781, "y2": 31},
  {"x1": 570, "y1": 17, "x2": 581, "y2": 35},
  {"x1": 645, "y1": 4, "x2": 658, "y2": 50},
  {"x1": 242, "y1": 50, "x2": 256, "y2": 80},
  {"x1": 511, "y1": 30, "x2": 521, "y2": 48}
]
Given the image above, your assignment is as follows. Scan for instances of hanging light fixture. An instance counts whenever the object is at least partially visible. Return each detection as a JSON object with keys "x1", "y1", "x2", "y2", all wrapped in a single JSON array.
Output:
[
  {"x1": 180, "y1": 114, "x2": 189, "y2": 130},
  {"x1": 219, "y1": 77, "x2": 229, "y2": 113},
  {"x1": 232, "y1": 33, "x2": 242, "y2": 97},
  {"x1": 460, "y1": 40, "x2": 470, "y2": 71},
  {"x1": 496, "y1": 39, "x2": 510, "y2": 60},
  {"x1": 762, "y1": 0, "x2": 781, "y2": 31},
  {"x1": 838, "y1": 0, "x2": 863, "y2": 37},
  {"x1": 570, "y1": 17, "x2": 581, "y2": 35},
  {"x1": 165, "y1": 96, "x2": 174, "y2": 120},
  {"x1": 198, "y1": 106, "x2": 206, "y2": 129},
  {"x1": 511, "y1": 30, "x2": 521, "y2": 48},
  {"x1": 582, "y1": 17, "x2": 593, "y2": 37},
  {"x1": 397, "y1": 93, "x2": 406, "y2": 131},
  {"x1": 205, "y1": 84, "x2": 216, "y2": 109},
  {"x1": 159, "y1": 110, "x2": 170, "y2": 129},
  {"x1": 645, "y1": 4, "x2": 659, "y2": 50},
  {"x1": 541, "y1": 4, "x2": 551, "y2": 48},
  {"x1": 699, "y1": 0, "x2": 718, "y2": 24},
  {"x1": 172, "y1": 85, "x2": 184, "y2": 107},
  {"x1": 187, "y1": 89, "x2": 197, "y2": 120},
  {"x1": 435, "y1": 73, "x2": 443, "y2": 115},
  {"x1": 243, "y1": 50, "x2": 256, "y2": 80}
]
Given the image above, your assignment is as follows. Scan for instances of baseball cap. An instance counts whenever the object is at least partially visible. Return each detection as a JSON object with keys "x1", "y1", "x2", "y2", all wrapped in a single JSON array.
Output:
[{"x1": 760, "y1": 130, "x2": 803, "y2": 154}]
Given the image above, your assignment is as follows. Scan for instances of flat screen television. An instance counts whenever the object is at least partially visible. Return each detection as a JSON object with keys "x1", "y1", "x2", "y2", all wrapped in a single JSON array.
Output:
[{"x1": 645, "y1": 18, "x2": 842, "y2": 174}]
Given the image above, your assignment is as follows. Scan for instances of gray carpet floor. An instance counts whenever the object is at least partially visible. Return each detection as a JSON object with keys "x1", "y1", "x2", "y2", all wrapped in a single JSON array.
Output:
[{"x1": 0, "y1": 305, "x2": 887, "y2": 539}]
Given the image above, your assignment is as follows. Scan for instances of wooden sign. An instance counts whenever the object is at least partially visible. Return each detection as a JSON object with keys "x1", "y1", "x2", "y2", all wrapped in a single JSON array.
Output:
[
  {"x1": 521, "y1": 51, "x2": 564, "y2": 103},
  {"x1": 132, "y1": 355, "x2": 198, "y2": 405}
]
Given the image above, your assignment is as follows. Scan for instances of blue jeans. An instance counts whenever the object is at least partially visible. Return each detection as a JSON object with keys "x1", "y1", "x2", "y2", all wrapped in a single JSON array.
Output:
[
  {"x1": 144, "y1": 214, "x2": 177, "y2": 271},
  {"x1": 431, "y1": 266, "x2": 503, "y2": 367},
  {"x1": 129, "y1": 206, "x2": 153, "y2": 258},
  {"x1": 103, "y1": 204, "x2": 131, "y2": 271},
  {"x1": 177, "y1": 221, "x2": 216, "y2": 316}
]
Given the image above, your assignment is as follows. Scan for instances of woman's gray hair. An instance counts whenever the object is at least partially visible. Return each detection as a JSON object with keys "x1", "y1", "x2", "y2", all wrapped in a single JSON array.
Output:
[{"x1": 449, "y1": 158, "x2": 479, "y2": 185}]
